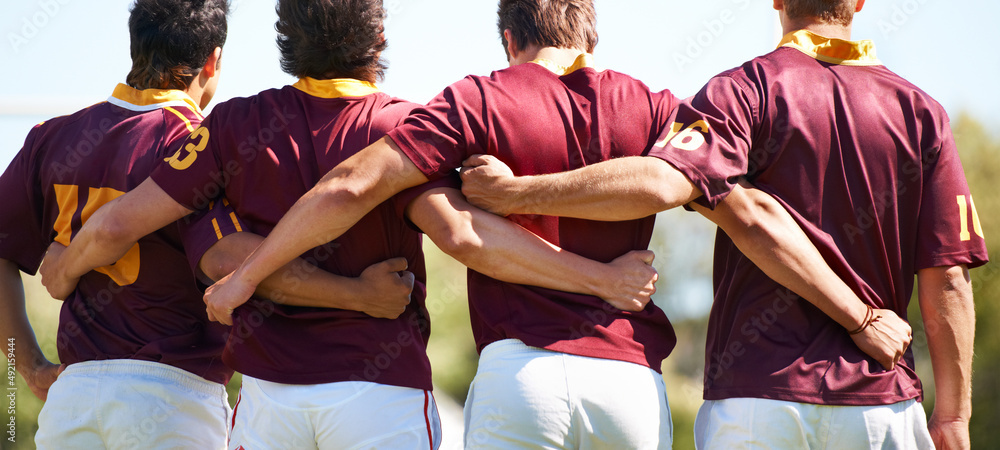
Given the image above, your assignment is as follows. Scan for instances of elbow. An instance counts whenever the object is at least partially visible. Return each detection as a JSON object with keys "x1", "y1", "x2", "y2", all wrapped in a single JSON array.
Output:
[
  {"x1": 92, "y1": 211, "x2": 136, "y2": 247},
  {"x1": 435, "y1": 233, "x2": 485, "y2": 265},
  {"x1": 429, "y1": 219, "x2": 486, "y2": 265},
  {"x1": 646, "y1": 159, "x2": 698, "y2": 214},
  {"x1": 199, "y1": 249, "x2": 240, "y2": 282}
]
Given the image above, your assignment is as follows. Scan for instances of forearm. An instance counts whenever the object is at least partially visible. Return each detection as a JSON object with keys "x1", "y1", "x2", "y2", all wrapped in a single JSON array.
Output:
[
  {"x1": 919, "y1": 265, "x2": 975, "y2": 421},
  {"x1": 200, "y1": 232, "x2": 364, "y2": 309},
  {"x1": 693, "y1": 184, "x2": 868, "y2": 329},
  {"x1": 58, "y1": 179, "x2": 192, "y2": 279},
  {"x1": 475, "y1": 156, "x2": 700, "y2": 221},
  {"x1": 0, "y1": 260, "x2": 47, "y2": 372},
  {"x1": 415, "y1": 190, "x2": 609, "y2": 295}
]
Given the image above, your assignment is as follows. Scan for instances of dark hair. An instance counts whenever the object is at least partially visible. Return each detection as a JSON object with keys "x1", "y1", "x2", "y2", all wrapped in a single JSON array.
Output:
[
  {"x1": 126, "y1": 0, "x2": 229, "y2": 90},
  {"x1": 275, "y1": 0, "x2": 388, "y2": 81},
  {"x1": 785, "y1": 0, "x2": 857, "y2": 26},
  {"x1": 497, "y1": 0, "x2": 598, "y2": 54}
]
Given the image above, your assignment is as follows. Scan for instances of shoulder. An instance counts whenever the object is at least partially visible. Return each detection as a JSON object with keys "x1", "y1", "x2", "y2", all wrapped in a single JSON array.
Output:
[{"x1": 373, "y1": 95, "x2": 421, "y2": 129}]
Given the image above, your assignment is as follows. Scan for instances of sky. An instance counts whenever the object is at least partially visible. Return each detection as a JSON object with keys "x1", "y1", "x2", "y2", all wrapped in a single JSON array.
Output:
[
  {"x1": 1, "y1": 0, "x2": 998, "y2": 165},
  {"x1": 0, "y1": 0, "x2": 997, "y2": 318}
]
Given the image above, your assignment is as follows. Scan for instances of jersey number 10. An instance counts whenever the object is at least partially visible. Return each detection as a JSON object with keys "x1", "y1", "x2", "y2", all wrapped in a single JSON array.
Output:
[
  {"x1": 957, "y1": 195, "x2": 985, "y2": 242},
  {"x1": 52, "y1": 185, "x2": 141, "y2": 286}
]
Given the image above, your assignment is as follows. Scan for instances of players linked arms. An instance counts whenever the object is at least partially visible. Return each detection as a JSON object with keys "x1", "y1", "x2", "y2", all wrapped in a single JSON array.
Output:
[
  {"x1": 460, "y1": 155, "x2": 913, "y2": 369},
  {"x1": 199, "y1": 232, "x2": 414, "y2": 323},
  {"x1": 407, "y1": 187, "x2": 658, "y2": 312}
]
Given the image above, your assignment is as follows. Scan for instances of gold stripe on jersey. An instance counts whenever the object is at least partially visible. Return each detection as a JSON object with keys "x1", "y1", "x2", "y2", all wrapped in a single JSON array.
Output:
[
  {"x1": 779, "y1": 30, "x2": 881, "y2": 66},
  {"x1": 52, "y1": 184, "x2": 79, "y2": 246},
  {"x1": 107, "y1": 83, "x2": 203, "y2": 114},
  {"x1": 292, "y1": 78, "x2": 380, "y2": 99},
  {"x1": 164, "y1": 106, "x2": 196, "y2": 133},
  {"x1": 212, "y1": 218, "x2": 223, "y2": 240},
  {"x1": 229, "y1": 212, "x2": 243, "y2": 233},
  {"x1": 530, "y1": 53, "x2": 596, "y2": 76}
]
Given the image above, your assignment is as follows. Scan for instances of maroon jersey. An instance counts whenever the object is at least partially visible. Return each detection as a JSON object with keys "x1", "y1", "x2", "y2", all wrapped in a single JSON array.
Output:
[
  {"x1": 388, "y1": 55, "x2": 680, "y2": 370},
  {"x1": 0, "y1": 84, "x2": 231, "y2": 384},
  {"x1": 150, "y1": 78, "x2": 434, "y2": 389},
  {"x1": 648, "y1": 31, "x2": 990, "y2": 405}
]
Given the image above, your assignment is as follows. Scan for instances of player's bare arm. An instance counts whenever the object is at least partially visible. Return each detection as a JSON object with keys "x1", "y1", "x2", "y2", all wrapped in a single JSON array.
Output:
[
  {"x1": 692, "y1": 182, "x2": 912, "y2": 370},
  {"x1": 39, "y1": 178, "x2": 192, "y2": 300},
  {"x1": 461, "y1": 154, "x2": 699, "y2": 220},
  {"x1": 199, "y1": 232, "x2": 413, "y2": 324},
  {"x1": 462, "y1": 154, "x2": 913, "y2": 369},
  {"x1": 918, "y1": 265, "x2": 974, "y2": 450},
  {"x1": 407, "y1": 187, "x2": 657, "y2": 312},
  {"x1": 204, "y1": 136, "x2": 430, "y2": 321},
  {"x1": 0, "y1": 259, "x2": 63, "y2": 400}
]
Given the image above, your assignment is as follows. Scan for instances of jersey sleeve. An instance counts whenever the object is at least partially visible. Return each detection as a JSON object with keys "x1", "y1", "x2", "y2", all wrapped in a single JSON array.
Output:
[
  {"x1": 0, "y1": 127, "x2": 49, "y2": 274},
  {"x1": 149, "y1": 112, "x2": 226, "y2": 211},
  {"x1": 387, "y1": 78, "x2": 489, "y2": 180},
  {"x1": 913, "y1": 118, "x2": 989, "y2": 270},
  {"x1": 176, "y1": 198, "x2": 247, "y2": 275},
  {"x1": 646, "y1": 72, "x2": 758, "y2": 209}
]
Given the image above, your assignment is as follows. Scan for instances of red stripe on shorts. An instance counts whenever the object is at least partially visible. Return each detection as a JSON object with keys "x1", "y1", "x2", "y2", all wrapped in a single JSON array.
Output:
[
  {"x1": 424, "y1": 390, "x2": 433, "y2": 450},
  {"x1": 231, "y1": 390, "x2": 242, "y2": 436}
]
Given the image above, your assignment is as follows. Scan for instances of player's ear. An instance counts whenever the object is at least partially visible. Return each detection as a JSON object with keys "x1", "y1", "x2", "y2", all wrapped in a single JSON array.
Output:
[
  {"x1": 201, "y1": 47, "x2": 223, "y2": 79},
  {"x1": 855, "y1": 0, "x2": 866, "y2": 12},
  {"x1": 503, "y1": 29, "x2": 519, "y2": 62},
  {"x1": 772, "y1": 0, "x2": 784, "y2": 11}
]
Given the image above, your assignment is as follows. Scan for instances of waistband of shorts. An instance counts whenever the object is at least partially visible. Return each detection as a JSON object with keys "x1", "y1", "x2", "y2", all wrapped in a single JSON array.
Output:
[
  {"x1": 481, "y1": 339, "x2": 554, "y2": 359},
  {"x1": 481, "y1": 339, "x2": 661, "y2": 374},
  {"x1": 62, "y1": 359, "x2": 226, "y2": 397}
]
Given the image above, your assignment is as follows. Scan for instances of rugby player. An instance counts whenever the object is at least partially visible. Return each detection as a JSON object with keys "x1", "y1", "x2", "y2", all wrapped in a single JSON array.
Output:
[
  {"x1": 35, "y1": 0, "x2": 660, "y2": 447},
  {"x1": 197, "y1": 0, "x2": 913, "y2": 447},
  {"x1": 0, "y1": 1, "x2": 233, "y2": 447},
  {"x1": 459, "y1": 0, "x2": 989, "y2": 448}
]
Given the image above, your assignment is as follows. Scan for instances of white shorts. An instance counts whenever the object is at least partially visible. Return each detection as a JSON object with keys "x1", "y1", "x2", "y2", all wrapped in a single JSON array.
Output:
[
  {"x1": 229, "y1": 376, "x2": 441, "y2": 450},
  {"x1": 695, "y1": 397, "x2": 934, "y2": 449},
  {"x1": 35, "y1": 359, "x2": 230, "y2": 449},
  {"x1": 464, "y1": 339, "x2": 672, "y2": 449}
]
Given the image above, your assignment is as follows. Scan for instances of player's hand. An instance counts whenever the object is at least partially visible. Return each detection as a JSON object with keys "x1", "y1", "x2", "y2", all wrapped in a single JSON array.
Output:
[
  {"x1": 598, "y1": 250, "x2": 658, "y2": 312},
  {"x1": 39, "y1": 242, "x2": 79, "y2": 300},
  {"x1": 849, "y1": 308, "x2": 912, "y2": 370},
  {"x1": 355, "y1": 257, "x2": 414, "y2": 319},
  {"x1": 460, "y1": 154, "x2": 518, "y2": 216},
  {"x1": 203, "y1": 271, "x2": 257, "y2": 326},
  {"x1": 928, "y1": 414, "x2": 970, "y2": 450},
  {"x1": 20, "y1": 359, "x2": 64, "y2": 401}
]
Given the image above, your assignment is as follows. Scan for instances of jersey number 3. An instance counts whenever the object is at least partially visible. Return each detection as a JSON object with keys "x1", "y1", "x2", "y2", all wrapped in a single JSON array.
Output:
[{"x1": 52, "y1": 185, "x2": 140, "y2": 286}]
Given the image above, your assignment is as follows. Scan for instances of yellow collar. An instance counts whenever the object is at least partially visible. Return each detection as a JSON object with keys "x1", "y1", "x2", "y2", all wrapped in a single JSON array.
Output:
[
  {"x1": 292, "y1": 77, "x2": 380, "y2": 99},
  {"x1": 107, "y1": 83, "x2": 202, "y2": 114},
  {"x1": 529, "y1": 53, "x2": 596, "y2": 76},
  {"x1": 779, "y1": 30, "x2": 881, "y2": 66}
]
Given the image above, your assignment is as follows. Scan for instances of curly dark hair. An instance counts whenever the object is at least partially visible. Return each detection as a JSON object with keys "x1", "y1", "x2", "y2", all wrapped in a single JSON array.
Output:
[
  {"x1": 126, "y1": 0, "x2": 230, "y2": 90},
  {"x1": 785, "y1": 0, "x2": 858, "y2": 26},
  {"x1": 275, "y1": 0, "x2": 388, "y2": 81},
  {"x1": 498, "y1": 0, "x2": 598, "y2": 54}
]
